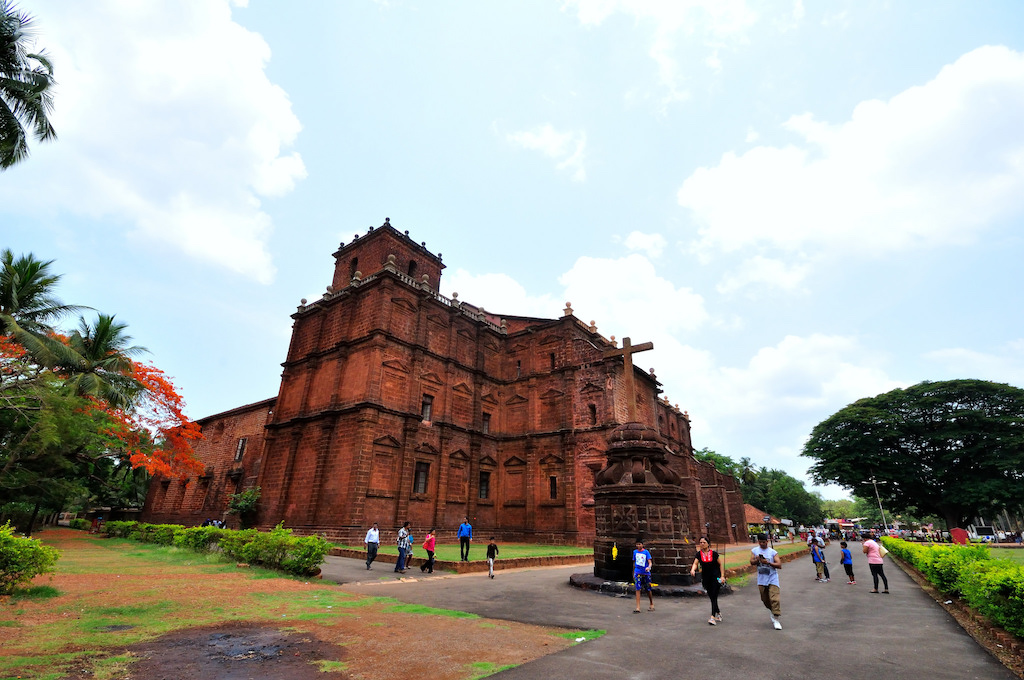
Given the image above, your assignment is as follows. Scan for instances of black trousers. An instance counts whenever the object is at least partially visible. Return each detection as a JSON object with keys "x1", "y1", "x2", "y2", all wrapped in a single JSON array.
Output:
[
  {"x1": 366, "y1": 542, "x2": 378, "y2": 567},
  {"x1": 843, "y1": 563, "x2": 855, "y2": 581},
  {"x1": 460, "y1": 536, "x2": 471, "y2": 560},
  {"x1": 420, "y1": 550, "x2": 435, "y2": 573},
  {"x1": 703, "y1": 578, "x2": 721, "y2": 616},
  {"x1": 870, "y1": 563, "x2": 889, "y2": 590}
]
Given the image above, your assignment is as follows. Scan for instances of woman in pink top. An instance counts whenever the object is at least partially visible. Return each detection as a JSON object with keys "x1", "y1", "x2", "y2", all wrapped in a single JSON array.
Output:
[
  {"x1": 862, "y1": 533, "x2": 889, "y2": 593},
  {"x1": 419, "y1": 528, "x2": 436, "y2": 574}
]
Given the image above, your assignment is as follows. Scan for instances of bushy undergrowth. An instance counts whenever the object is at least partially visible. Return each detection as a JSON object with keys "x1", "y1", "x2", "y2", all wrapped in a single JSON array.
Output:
[
  {"x1": 100, "y1": 520, "x2": 329, "y2": 576},
  {"x1": 884, "y1": 537, "x2": 1024, "y2": 638},
  {"x1": 0, "y1": 522, "x2": 60, "y2": 594},
  {"x1": 68, "y1": 519, "x2": 90, "y2": 531}
]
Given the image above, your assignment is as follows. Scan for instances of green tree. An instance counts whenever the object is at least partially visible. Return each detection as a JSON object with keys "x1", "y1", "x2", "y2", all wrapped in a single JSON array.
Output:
[
  {"x1": 0, "y1": 0, "x2": 56, "y2": 169},
  {"x1": 1, "y1": 249, "x2": 81, "y2": 335},
  {"x1": 691, "y1": 447, "x2": 740, "y2": 477},
  {"x1": 820, "y1": 498, "x2": 855, "y2": 519},
  {"x1": 802, "y1": 379, "x2": 1024, "y2": 530}
]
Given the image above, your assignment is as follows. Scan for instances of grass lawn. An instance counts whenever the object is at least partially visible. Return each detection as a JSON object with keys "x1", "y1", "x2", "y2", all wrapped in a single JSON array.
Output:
[
  {"x1": 0, "y1": 530, "x2": 590, "y2": 680},
  {"x1": 337, "y1": 541, "x2": 593, "y2": 562},
  {"x1": 990, "y1": 547, "x2": 1024, "y2": 565}
]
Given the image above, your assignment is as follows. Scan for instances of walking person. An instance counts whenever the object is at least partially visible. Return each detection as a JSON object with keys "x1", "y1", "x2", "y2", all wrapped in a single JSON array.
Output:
[
  {"x1": 420, "y1": 528, "x2": 436, "y2": 573},
  {"x1": 457, "y1": 516, "x2": 473, "y2": 561},
  {"x1": 632, "y1": 539, "x2": 655, "y2": 613},
  {"x1": 364, "y1": 522, "x2": 380, "y2": 570},
  {"x1": 750, "y1": 533, "x2": 783, "y2": 630},
  {"x1": 862, "y1": 532, "x2": 889, "y2": 593},
  {"x1": 839, "y1": 540, "x2": 856, "y2": 584},
  {"x1": 395, "y1": 521, "x2": 411, "y2": 573},
  {"x1": 690, "y1": 536, "x2": 724, "y2": 625},
  {"x1": 486, "y1": 537, "x2": 499, "y2": 578},
  {"x1": 811, "y1": 540, "x2": 827, "y2": 582}
]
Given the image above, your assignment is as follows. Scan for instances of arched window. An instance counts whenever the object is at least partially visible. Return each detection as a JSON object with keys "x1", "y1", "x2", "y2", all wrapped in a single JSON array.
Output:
[
  {"x1": 349, "y1": 257, "x2": 358, "y2": 278},
  {"x1": 408, "y1": 260, "x2": 418, "y2": 277},
  {"x1": 588, "y1": 404, "x2": 597, "y2": 426}
]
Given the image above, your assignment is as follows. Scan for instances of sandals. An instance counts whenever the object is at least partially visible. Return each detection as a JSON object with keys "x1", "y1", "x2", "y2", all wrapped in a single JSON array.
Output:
[
  {"x1": 633, "y1": 608, "x2": 641, "y2": 614},
  {"x1": 648, "y1": 605, "x2": 655, "y2": 612}
]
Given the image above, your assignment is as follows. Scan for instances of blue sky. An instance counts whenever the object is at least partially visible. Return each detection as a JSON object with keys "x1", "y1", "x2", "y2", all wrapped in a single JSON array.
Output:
[{"x1": 4, "y1": 0, "x2": 1024, "y2": 499}]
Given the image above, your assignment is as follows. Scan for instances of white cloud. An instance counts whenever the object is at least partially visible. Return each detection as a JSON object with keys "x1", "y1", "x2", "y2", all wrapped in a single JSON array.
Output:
[
  {"x1": 563, "y1": 0, "x2": 757, "y2": 103},
  {"x1": 623, "y1": 231, "x2": 668, "y2": 258},
  {"x1": 507, "y1": 124, "x2": 587, "y2": 181},
  {"x1": 745, "y1": 126, "x2": 759, "y2": 143},
  {"x1": 441, "y1": 270, "x2": 558, "y2": 318},
  {"x1": 0, "y1": 0, "x2": 305, "y2": 283},
  {"x1": 923, "y1": 341, "x2": 1024, "y2": 385},
  {"x1": 680, "y1": 46, "x2": 1024, "y2": 259},
  {"x1": 716, "y1": 255, "x2": 809, "y2": 293}
]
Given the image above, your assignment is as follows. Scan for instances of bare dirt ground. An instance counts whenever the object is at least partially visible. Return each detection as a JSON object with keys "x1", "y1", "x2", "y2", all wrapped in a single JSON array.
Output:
[{"x1": 3, "y1": 530, "x2": 575, "y2": 680}]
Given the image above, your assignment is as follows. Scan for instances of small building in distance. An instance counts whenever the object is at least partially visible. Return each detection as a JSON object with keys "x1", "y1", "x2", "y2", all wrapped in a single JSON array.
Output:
[{"x1": 142, "y1": 219, "x2": 747, "y2": 546}]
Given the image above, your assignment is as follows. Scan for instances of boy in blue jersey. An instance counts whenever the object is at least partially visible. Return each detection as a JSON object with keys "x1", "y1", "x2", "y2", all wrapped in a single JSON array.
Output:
[
  {"x1": 839, "y1": 540, "x2": 856, "y2": 584},
  {"x1": 632, "y1": 539, "x2": 654, "y2": 613}
]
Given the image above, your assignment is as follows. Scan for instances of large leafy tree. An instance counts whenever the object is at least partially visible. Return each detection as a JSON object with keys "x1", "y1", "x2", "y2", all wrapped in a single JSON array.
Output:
[
  {"x1": 0, "y1": 0, "x2": 56, "y2": 169},
  {"x1": 1, "y1": 249, "x2": 82, "y2": 335},
  {"x1": 802, "y1": 379, "x2": 1024, "y2": 530}
]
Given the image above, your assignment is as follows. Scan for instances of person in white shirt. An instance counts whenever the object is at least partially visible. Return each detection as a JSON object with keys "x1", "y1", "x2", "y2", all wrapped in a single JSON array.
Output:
[
  {"x1": 364, "y1": 522, "x2": 380, "y2": 570},
  {"x1": 750, "y1": 533, "x2": 783, "y2": 630}
]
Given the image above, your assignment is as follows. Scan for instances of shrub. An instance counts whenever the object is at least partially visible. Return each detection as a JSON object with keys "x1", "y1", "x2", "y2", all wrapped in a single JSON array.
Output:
[
  {"x1": 219, "y1": 528, "x2": 258, "y2": 562},
  {"x1": 173, "y1": 526, "x2": 229, "y2": 552},
  {"x1": 68, "y1": 518, "x2": 90, "y2": 531},
  {"x1": 104, "y1": 520, "x2": 138, "y2": 538},
  {"x1": 283, "y1": 534, "x2": 332, "y2": 575},
  {"x1": 0, "y1": 522, "x2": 60, "y2": 595},
  {"x1": 217, "y1": 524, "x2": 330, "y2": 575}
]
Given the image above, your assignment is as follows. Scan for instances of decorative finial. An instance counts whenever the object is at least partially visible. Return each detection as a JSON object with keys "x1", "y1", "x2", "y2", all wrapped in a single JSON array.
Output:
[
  {"x1": 421, "y1": 241, "x2": 426, "y2": 247},
  {"x1": 649, "y1": 368, "x2": 655, "y2": 376},
  {"x1": 563, "y1": 301, "x2": 573, "y2": 316},
  {"x1": 387, "y1": 254, "x2": 396, "y2": 265},
  {"x1": 589, "y1": 320, "x2": 597, "y2": 332},
  {"x1": 421, "y1": 274, "x2": 429, "y2": 284},
  {"x1": 352, "y1": 270, "x2": 362, "y2": 281},
  {"x1": 405, "y1": 230, "x2": 409, "y2": 236},
  {"x1": 611, "y1": 335, "x2": 617, "y2": 347},
  {"x1": 452, "y1": 292, "x2": 459, "y2": 299},
  {"x1": 300, "y1": 298, "x2": 307, "y2": 305},
  {"x1": 326, "y1": 285, "x2": 333, "y2": 294}
]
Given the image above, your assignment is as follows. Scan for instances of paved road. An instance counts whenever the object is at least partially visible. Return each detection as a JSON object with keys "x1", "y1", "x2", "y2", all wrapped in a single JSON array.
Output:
[{"x1": 322, "y1": 552, "x2": 1013, "y2": 680}]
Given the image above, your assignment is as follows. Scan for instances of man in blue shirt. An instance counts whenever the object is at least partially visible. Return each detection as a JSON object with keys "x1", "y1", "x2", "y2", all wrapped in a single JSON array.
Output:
[
  {"x1": 632, "y1": 539, "x2": 654, "y2": 613},
  {"x1": 457, "y1": 517, "x2": 473, "y2": 561}
]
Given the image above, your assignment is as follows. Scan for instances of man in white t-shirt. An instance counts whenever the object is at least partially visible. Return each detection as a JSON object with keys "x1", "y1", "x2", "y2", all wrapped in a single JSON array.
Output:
[
  {"x1": 364, "y1": 522, "x2": 380, "y2": 570},
  {"x1": 750, "y1": 533, "x2": 783, "y2": 630}
]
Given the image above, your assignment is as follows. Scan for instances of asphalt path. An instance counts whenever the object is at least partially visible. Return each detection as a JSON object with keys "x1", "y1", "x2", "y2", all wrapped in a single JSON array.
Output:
[{"x1": 321, "y1": 552, "x2": 1014, "y2": 680}]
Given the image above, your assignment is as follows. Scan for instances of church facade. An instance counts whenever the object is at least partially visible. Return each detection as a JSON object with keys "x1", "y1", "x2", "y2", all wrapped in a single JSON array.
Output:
[{"x1": 142, "y1": 220, "x2": 747, "y2": 546}]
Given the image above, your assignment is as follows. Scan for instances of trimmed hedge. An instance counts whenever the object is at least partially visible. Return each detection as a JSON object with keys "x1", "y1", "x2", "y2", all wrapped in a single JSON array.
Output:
[
  {"x1": 0, "y1": 522, "x2": 60, "y2": 594},
  {"x1": 68, "y1": 519, "x2": 90, "y2": 531},
  {"x1": 884, "y1": 537, "x2": 1024, "y2": 638},
  {"x1": 99, "y1": 520, "x2": 330, "y2": 577}
]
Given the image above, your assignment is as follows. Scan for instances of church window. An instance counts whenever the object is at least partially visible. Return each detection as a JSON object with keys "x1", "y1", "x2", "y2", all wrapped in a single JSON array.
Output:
[
  {"x1": 414, "y1": 461, "x2": 430, "y2": 494},
  {"x1": 479, "y1": 471, "x2": 491, "y2": 500},
  {"x1": 421, "y1": 394, "x2": 434, "y2": 421},
  {"x1": 234, "y1": 438, "x2": 247, "y2": 461},
  {"x1": 482, "y1": 412, "x2": 491, "y2": 434},
  {"x1": 516, "y1": 360, "x2": 521, "y2": 378},
  {"x1": 549, "y1": 475, "x2": 558, "y2": 500},
  {"x1": 349, "y1": 257, "x2": 358, "y2": 279},
  {"x1": 549, "y1": 353, "x2": 555, "y2": 370},
  {"x1": 408, "y1": 260, "x2": 417, "y2": 277},
  {"x1": 588, "y1": 404, "x2": 597, "y2": 426}
]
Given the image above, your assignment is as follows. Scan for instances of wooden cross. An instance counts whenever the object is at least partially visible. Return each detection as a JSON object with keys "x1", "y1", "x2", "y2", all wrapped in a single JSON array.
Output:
[{"x1": 603, "y1": 336, "x2": 653, "y2": 422}]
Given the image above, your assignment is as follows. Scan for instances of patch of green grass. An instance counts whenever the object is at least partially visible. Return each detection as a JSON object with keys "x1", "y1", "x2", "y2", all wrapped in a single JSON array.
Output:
[
  {"x1": 383, "y1": 603, "x2": 479, "y2": 618},
  {"x1": 726, "y1": 573, "x2": 752, "y2": 587},
  {"x1": 0, "y1": 650, "x2": 102, "y2": 677},
  {"x1": 89, "y1": 653, "x2": 138, "y2": 680},
  {"x1": 9, "y1": 585, "x2": 61, "y2": 600},
  {"x1": 556, "y1": 629, "x2": 606, "y2": 643},
  {"x1": 478, "y1": 622, "x2": 509, "y2": 629},
  {"x1": 0, "y1": 619, "x2": 21, "y2": 626},
  {"x1": 991, "y1": 547, "x2": 1024, "y2": 565},
  {"x1": 315, "y1": 660, "x2": 349, "y2": 673},
  {"x1": 466, "y1": 661, "x2": 518, "y2": 679}
]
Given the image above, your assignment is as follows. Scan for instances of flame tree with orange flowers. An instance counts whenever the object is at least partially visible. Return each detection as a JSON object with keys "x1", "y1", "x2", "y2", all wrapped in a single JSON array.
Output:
[{"x1": 1, "y1": 249, "x2": 202, "y2": 534}]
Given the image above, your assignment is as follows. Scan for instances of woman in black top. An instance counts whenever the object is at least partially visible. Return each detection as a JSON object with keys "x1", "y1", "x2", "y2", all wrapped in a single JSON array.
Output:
[{"x1": 690, "y1": 536, "x2": 724, "y2": 625}]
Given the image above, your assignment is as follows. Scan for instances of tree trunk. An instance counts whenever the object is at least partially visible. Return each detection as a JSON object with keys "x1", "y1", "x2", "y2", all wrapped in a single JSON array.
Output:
[{"x1": 25, "y1": 501, "x2": 40, "y2": 536}]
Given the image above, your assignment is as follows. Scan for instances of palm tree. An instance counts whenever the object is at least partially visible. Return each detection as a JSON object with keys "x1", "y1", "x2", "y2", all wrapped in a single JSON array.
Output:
[
  {"x1": 60, "y1": 314, "x2": 148, "y2": 409},
  {"x1": 0, "y1": 0, "x2": 56, "y2": 169},
  {"x1": 0, "y1": 249, "x2": 81, "y2": 335}
]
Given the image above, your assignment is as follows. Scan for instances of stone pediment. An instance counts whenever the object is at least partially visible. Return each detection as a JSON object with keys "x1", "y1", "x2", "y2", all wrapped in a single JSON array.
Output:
[
  {"x1": 382, "y1": 359, "x2": 410, "y2": 373},
  {"x1": 540, "y1": 388, "x2": 564, "y2": 400},
  {"x1": 373, "y1": 435, "x2": 401, "y2": 448},
  {"x1": 452, "y1": 382, "x2": 473, "y2": 396},
  {"x1": 457, "y1": 328, "x2": 474, "y2": 340},
  {"x1": 483, "y1": 339, "x2": 500, "y2": 353},
  {"x1": 539, "y1": 334, "x2": 563, "y2": 346},
  {"x1": 540, "y1": 454, "x2": 565, "y2": 466},
  {"x1": 448, "y1": 449, "x2": 469, "y2": 461},
  {"x1": 511, "y1": 343, "x2": 529, "y2": 352},
  {"x1": 415, "y1": 442, "x2": 440, "y2": 455},
  {"x1": 420, "y1": 372, "x2": 444, "y2": 385},
  {"x1": 504, "y1": 456, "x2": 527, "y2": 468},
  {"x1": 391, "y1": 297, "x2": 417, "y2": 312},
  {"x1": 481, "y1": 392, "x2": 499, "y2": 405},
  {"x1": 427, "y1": 313, "x2": 449, "y2": 328},
  {"x1": 479, "y1": 455, "x2": 498, "y2": 467},
  {"x1": 580, "y1": 382, "x2": 604, "y2": 394},
  {"x1": 505, "y1": 394, "x2": 528, "y2": 406}
]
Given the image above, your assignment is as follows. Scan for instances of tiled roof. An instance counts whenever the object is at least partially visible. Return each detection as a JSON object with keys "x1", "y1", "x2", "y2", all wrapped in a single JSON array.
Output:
[{"x1": 744, "y1": 503, "x2": 781, "y2": 525}]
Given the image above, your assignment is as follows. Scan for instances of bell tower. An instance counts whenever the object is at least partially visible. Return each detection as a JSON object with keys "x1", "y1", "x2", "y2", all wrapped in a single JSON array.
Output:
[{"x1": 330, "y1": 217, "x2": 445, "y2": 292}]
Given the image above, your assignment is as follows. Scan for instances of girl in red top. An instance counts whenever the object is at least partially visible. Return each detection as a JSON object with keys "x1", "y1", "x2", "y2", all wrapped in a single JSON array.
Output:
[
  {"x1": 690, "y1": 536, "x2": 724, "y2": 625},
  {"x1": 419, "y1": 528, "x2": 436, "y2": 573}
]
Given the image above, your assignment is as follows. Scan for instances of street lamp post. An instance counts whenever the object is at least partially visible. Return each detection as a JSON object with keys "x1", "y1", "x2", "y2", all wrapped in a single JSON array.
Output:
[{"x1": 869, "y1": 476, "x2": 889, "y2": 533}]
